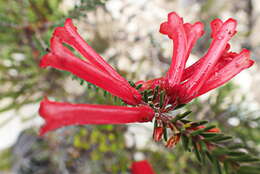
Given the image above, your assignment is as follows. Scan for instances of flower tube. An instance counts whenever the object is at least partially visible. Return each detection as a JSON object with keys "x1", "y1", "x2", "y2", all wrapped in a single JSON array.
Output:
[
  {"x1": 54, "y1": 19, "x2": 126, "y2": 82},
  {"x1": 181, "y1": 45, "x2": 235, "y2": 82},
  {"x1": 196, "y1": 49, "x2": 254, "y2": 98},
  {"x1": 40, "y1": 36, "x2": 141, "y2": 105},
  {"x1": 53, "y1": 19, "x2": 142, "y2": 100},
  {"x1": 181, "y1": 18, "x2": 230, "y2": 81},
  {"x1": 183, "y1": 22, "x2": 204, "y2": 62},
  {"x1": 39, "y1": 98, "x2": 155, "y2": 136},
  {"x1": 179, "y1": 18, "x2": 237, "y2": 101},
  {"x1": 160, "y1": 12, "x2": 188, "y2": 88},
  {"x1": 50, "y1": 18, "x2": 142, "y2": 104}
]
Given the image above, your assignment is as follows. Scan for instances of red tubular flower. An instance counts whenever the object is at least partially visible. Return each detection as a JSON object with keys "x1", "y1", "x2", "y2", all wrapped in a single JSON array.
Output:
[
  {"x1": 53, "y1": 19, "x2": 133, "y2": 85},
  {"x1": 196, "y1": 49, "x2": 253, "y2": 98},
  {"x1": 52, "y1": 19, "x2": 142, "y2": 101},
  {"x1": 183, "y1": 22, "x2": 204, "y2": 62},
  {"x1": 153, "y1": 14, "x2": 254, "y2": 105},
  {"x1": 160, "y1": 13, "x2": 204, "y2": 89},
  {"x1": 40, "y1": 35, "x2": 141, "y2": 105},
  {"x1": 131, "y1": 160, "x2": 156, "y2": 174},
  {"x1": 179, "y1": 18, "x2": 237, "y2": 101},
  {"x1": 160, "y1": 12, "x2": 188, "y2": 88},
  {"x1": 39, "y1": 98, "x2": 154, "y2": 135}
]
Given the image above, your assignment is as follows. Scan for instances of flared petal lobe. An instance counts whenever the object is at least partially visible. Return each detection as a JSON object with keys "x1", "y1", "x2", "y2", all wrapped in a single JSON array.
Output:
[
  {"x1": 210, "y1": 18, "x2": 223, "y2": 38},
  {"x1": 131, "y1": 160, "x2": 156, "y2": 174},
  {"x1": 39, "y1": 98, "x2": 155, "y2": 136},
  {"x1": 40, "y1": 36, "x2": 141, "y2": 105}
]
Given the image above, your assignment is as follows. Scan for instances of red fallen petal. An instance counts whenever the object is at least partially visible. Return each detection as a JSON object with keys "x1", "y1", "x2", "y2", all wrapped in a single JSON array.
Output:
[
  {"x1": 179, "y1": 18, "x2": 237, "y2": 102},
  {"x1": 196, "y1": 49, "x2": 254, "y2": 98},
  {"x1": 131, "y1": 160, "x2": 156, "y2": 174},
  {"x1": 53, "y1": 19, "x2": 142, "y2": 103},
  {"x1": 39, "y1": 98, "x2": 155, "y2": 136},
  {"x1": 164, "y1": 12, "x2": 188, "y2": 88},
  {"x1": 40, "y1": 37, "x2": 141, "y2": 105}
]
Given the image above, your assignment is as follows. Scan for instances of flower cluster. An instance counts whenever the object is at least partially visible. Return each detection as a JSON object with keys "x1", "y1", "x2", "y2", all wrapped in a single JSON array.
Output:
[
  {"x1": 39, "y1": 18, "x2": 154, "y2": 135},
  {"x1": 136, "y1": 12, "x2": 253, "y2": 104},
  {"x1": 39, "y1": 12, "x2": 254, "y2": 150}
]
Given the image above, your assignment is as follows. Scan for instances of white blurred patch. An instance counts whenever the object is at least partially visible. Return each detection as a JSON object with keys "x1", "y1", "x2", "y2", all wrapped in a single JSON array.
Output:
[
  {"x1": 12, "y1": 53, "x2": 25, "y2": 62},
  {"x1": 228, "y1": 117, "x2": 240, "y2": 126},
  {"x1": 8, "y1": 69, "x2": 18, "y2": 77},
  {"x1": 106, "y1": 0, "x2": 124, "y2": 19},
  {"x1": 134, "y1": 152, "x2": 145, "y2": 161},
  {"x1": 128, "y1": 123, "x2": 153, "y2": 149},
  {"x1": 0, "y1": 103, "x2": 43, "y2": 150},
  {"x1": 233, "y1": 70, "x2": 252, "y2": 93},
  {"x1": 185, "y1": 53, "x2": 199, "y2": 67},
  {"x1": 118, "y1": 56, "x2": 132, "y2": 71},
  {"x1": 59, "y1": 0, "x2": 79, "y2": 14},
  {"x1": 64, "y1": 78, "x2": 85, "y2": 96}
]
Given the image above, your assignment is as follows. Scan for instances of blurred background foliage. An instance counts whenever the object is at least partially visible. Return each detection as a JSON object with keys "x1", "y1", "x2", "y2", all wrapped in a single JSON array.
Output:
[{"x1": 0, "y1": 0, "x2": 260, "y2": 174}]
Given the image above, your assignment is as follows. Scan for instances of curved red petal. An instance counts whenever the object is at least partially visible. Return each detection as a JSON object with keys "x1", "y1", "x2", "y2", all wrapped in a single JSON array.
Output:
[
  {"x1": 164, "y1": 12, "x2": 188, "y2": 88},
  {"x1": 53, "y1": 18, "x2": 142, "y2": 103},
  {"x1": 184, "y1": 22, "x2": 204, "y2": 62},
  {"x1": 197, "y1": 49, "x2": 254, "y2": 96},
  {"x1": 40, "y1": 37, "x2": 141, "y2": 105},
  {"x1": 39, "y1": 98, "x2": 155, "y2": 136},
  {"x1": 182, "y1": 49, "x2": 254, "y2": 103},
  {"x1": 182, "y1": 46, "x2": 236, "y2": 82},
  {"x1": 179, "y1": 18, "x2": 237, "y2": 102}
]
